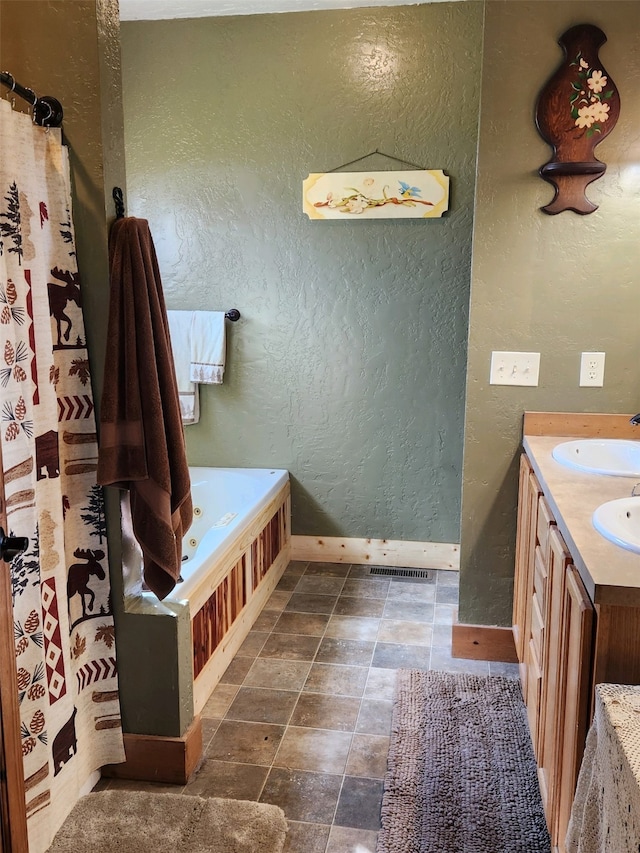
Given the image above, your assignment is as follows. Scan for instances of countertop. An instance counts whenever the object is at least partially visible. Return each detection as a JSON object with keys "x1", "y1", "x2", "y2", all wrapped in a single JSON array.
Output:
[{"x1": 523, "y1": 433, "x2": 640, "y2": 607}]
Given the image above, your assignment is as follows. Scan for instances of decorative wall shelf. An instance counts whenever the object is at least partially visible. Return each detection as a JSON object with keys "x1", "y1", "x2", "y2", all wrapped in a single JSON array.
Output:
[{"x1": 535, "y1": 24, "x2": 620, "y2": 215}]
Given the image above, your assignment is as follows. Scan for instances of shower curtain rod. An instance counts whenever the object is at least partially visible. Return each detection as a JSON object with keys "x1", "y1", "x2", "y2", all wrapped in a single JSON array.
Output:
[{"x1": 1, "y1": 70, "x2": 64, "y2": 127}]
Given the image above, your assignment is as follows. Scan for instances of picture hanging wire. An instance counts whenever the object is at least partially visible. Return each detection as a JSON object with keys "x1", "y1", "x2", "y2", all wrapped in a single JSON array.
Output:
[{"x1": 327, "y1": 149, "x2": 427, "y2": 173}]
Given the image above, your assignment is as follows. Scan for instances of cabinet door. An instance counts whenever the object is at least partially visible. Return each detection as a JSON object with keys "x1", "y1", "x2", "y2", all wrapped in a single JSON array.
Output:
[
  {"x1": 553, "y1": 564, "x2": 593, "y2": 853},
  {"x1": 537, "y1": 527, "x2": 572, "y2": 835},
  {"x1": 513, "y1": 456, "x2": 542, "y2": 673}
]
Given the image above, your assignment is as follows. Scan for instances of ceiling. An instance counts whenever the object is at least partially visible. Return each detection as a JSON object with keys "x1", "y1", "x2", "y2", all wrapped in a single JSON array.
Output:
[{"x1": 119, "y1": 0, "x2": 453, "y2": 22}]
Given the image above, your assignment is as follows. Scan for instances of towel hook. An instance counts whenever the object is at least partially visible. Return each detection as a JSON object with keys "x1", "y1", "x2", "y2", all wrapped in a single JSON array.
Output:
[{"x1": 113, "y1": 186, "x2": 125, "y2": 219}]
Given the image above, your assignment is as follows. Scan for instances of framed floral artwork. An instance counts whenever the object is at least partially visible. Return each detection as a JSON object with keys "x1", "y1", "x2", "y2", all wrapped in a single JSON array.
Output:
[{"x1": 302, "y1": 170, "x2": 449, "y2": 220}]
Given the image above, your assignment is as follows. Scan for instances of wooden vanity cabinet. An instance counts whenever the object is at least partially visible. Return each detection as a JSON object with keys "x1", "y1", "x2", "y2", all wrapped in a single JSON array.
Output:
[{"x1": 513, "y1": 454, "x2": 594, "y2": 853}]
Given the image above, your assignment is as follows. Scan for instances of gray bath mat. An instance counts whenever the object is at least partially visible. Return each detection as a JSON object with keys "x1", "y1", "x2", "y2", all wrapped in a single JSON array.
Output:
[
  {"x1": 46, "y1": 790, "x2": 288, "y2": 853},
  {"x1": 377, "y1": 670, "x2": 550, "y2": 853}
]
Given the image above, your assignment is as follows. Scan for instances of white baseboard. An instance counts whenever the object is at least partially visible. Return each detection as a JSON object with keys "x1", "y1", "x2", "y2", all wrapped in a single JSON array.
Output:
[{"x1": 291, "y1": 535, "x2": 459, "y2": 570}]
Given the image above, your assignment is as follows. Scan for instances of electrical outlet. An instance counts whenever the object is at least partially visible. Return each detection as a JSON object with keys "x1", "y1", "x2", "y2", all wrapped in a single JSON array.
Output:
[
  {"x1": 580, "y1": 352, "x2": 605, "y2": 387},
  {"x1": 489, "y1": 352, "x2": 540, "y2": 386}
]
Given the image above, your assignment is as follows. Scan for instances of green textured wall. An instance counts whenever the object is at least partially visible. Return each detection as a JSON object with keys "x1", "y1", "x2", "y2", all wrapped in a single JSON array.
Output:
[
  {"x1": 460, "y1": 1, "x2": 640, "y2": 626},
  {"x1": 120, "y1": 3, "x2": 484, "y2": 543}
]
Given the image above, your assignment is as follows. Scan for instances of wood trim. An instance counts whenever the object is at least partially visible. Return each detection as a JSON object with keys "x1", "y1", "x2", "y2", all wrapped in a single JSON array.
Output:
[
  {"x1": 0, "y1": 437, "x2": 29, "y2": 852},
  {"x1": 291, "y1": 536, "x2": 460, "y2": 570},
  {"x1": 452, "y1": 622, "x2": 518, "y2": 663},
  {"x1": 101, "y1": 716, "x2": 202, "y2": 785},
  {"x1": 192, "y1": 547, "x2": 289, "y2": 716},
  {"x1": 523, "y1": 411, "x2": 639, "y2": 438}
]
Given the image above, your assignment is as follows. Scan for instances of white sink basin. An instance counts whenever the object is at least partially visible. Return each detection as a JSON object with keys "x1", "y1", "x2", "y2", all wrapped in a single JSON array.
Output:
[
  {"x1": 552, "y1": 439, "x2": 640, "y2": 477},
  {"x1": 593, "y1": 497, "x2": 640, "y2": 555}
]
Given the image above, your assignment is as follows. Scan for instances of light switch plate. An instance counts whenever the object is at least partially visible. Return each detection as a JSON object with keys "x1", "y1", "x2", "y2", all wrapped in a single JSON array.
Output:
[{"x1": 490, "y1": 351, "x2": 541, "y2": 386}]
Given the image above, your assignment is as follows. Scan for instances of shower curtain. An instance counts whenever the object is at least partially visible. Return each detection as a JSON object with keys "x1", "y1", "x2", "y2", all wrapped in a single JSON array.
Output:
[{"x1": 0, "y1": 100, "x2": 124, "y2": 852}]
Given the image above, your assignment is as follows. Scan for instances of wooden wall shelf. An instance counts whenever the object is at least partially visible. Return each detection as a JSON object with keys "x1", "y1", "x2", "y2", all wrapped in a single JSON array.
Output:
[{"x1": 535, "y1": 24, "x2": 620, "y2": 215}]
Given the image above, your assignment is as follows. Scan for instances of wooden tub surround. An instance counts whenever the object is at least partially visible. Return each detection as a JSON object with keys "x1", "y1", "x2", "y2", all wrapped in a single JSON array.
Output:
[
  {"x1": 104, "y1": 480, "x2": 291, "y2": 785},
  {"x1": 190, "y1": 488, "x2": 290, "y2": 715}
]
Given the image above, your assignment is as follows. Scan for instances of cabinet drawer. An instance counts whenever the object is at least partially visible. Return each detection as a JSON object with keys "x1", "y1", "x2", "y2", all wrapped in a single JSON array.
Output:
[{"x1": 536, "y1": 495, "x2": 556, "y2": 558}]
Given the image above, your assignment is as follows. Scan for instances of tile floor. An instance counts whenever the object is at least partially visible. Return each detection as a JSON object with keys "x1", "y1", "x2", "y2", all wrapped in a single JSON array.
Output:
[{"x1": 101, "y1": 560, "x2": 519, "y2": 853}]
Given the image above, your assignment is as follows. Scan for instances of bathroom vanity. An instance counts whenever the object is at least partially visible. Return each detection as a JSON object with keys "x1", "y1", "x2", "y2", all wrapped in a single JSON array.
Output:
[{"x1": 513, "y1": 412, "x2": 640, "y2": 853}]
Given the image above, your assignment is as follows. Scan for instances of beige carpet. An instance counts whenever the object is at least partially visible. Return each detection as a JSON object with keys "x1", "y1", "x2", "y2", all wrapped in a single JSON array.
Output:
[
  {"x1": 46, "y1": 790, "x2": 288, "y2": 853},
  {"x1": 377, "y1": 670, "x2": 551, "y2": 853}
]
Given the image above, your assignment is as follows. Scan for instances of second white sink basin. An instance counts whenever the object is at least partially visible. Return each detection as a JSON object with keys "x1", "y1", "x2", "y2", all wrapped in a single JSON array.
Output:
[
  {"x1": 552, "y1": 439, "x2": 640, "y2": 477},
  {"x1": 593, "y1": 497, "x2": 640, "y2": 555}
]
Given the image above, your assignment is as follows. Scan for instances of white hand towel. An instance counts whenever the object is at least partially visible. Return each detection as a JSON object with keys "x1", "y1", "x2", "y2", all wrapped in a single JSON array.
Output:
[
  {"x1": 167, "y1": 310, "x2": 200, "y2": 424},
  {"x1": 189, "y1": 311, "x2": 226, "y2": 384}
]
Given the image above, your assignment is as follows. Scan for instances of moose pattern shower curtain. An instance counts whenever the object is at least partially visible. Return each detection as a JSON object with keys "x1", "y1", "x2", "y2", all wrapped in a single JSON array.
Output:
[{"x1": 0, "y1": 100, "x2": 124, "y2": 851}]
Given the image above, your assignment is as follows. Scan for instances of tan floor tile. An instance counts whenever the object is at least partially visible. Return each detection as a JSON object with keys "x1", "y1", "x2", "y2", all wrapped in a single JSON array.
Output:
[
  {"x1": 290, "y1": 693, "x2": 361, "y2": 731},
  {"x1": 376, "y1": 619, "x2": 433, "y2": 646},
  {"x1": 201, "y1": 682, "x2": 239, "y2": 718},
  {"x1": 382, "y1": 599, "x2": 434, "y2": 622},
  {"x1": 436, "y1": 584, "x2": 459, "y2": 605},
  {"x1": 259, "y1": 632, "x2": 321, "y2": 661},
  {"x1": 274, "y1": 726, "x2": 352, "y2": 774},
  {"x1": 285, "y1": 593, "x2": 338, "y2": 614},
  {"x1": 345, "y1": 734, "x2": 389, "y2": 779},
  {"x1": 265, "y1": 590, "x2": 293, "y2": 611},
  {"x1": 334, "y1": 777, "x2": 383, "y2": 831},
  {"x1": 277, "y1": 574, "x2": 301, "y2": 591},
  {"x1": 236, "y1": 630, "x2": 269, "y2": 657},
  {"x1": 184, "y1": 759, "x2": 268, "y2": 800},
  {"x1": 304, "y1": 562, "x2": 350, "y2": 577},
  {"x1": 340, "y1": 578, "x2": 389, "y2": 599},
  {"x1": 432, "y1": 621, "x2": 453, "y2": 647},
  {"x1": 283, "y1": 821, "x2": 331, "y2": 853},
  {"x1": 315, "y1": 637, "x2": 375, "y2": 667},
  {"x1": 325, "y1": 615, "x2": 380, "y2": 641},
  {"x1": 225, "y1": 686, "x2": 298, "y2": 724},
  {"x1": 326, "y1": 825, "x2": 378, "y2": 853},
  {"x1": 252, "y1": 609, "x2": 280, "y2": 632},
  {"x1": 333, "y1": 598, "x2": 385, "y2": 618},
  {"x1": 304, "y1": 663, "x2": 368, "y2": 697},
  {"x1": 433, "y1": 603, "x2": 458, "y2": 625},
  {"x1": 219, "y1": 656, "x2": 254, "y2": 684},
  {"x1": 284, "y1": 561, "x2": 310, "y2": 576},
  {"x1": 295, "y1": 575, "x2": 346, "y2": 596},
  {"x1": 363, "y1": 667, "x2": 397, "y2": 700},
  {"x1": 206, "y1": 719, "x2": 285, "y2": 766},
  {"x1": 260, "y1": 767, "x2": 343, "y2": 824},
  {"x1": 201, "y1": 717, "x2": 221, "y2": 749},
  {"x1": 244, "y1": 658, "x2": 312, "y2": 690},
  {"x1": 356, "y1": 699, "x2": 393, "y2": 735},
  {"x1": 274, "y1": 611, "x2": 330, "y2": 636},
  {"x1": 386, "y1": 581, "x2": 436, "y2": 602}
]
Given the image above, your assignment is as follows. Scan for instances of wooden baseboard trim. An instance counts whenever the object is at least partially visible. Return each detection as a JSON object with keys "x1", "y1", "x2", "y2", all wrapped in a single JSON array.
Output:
[
  {"x1": 452, "y1": 622, "x2": 518, "y2": 663},
  {"x1": 101, "y1": 715, "x2": 202, "y2": 785},
  {"x1": 291, "y1": 535, "x2": 460, "y2": 570}
]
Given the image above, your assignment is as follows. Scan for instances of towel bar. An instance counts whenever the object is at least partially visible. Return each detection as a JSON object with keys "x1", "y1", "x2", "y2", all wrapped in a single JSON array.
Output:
[{"x1": 225, "y1": 310, "x2": 240, "y2": 322}]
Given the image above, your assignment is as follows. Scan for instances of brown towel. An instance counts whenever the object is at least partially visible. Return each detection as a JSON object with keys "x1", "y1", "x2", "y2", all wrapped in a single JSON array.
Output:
[{"x1": 97, "y1": 217, "x2": 192, "y2": 600}]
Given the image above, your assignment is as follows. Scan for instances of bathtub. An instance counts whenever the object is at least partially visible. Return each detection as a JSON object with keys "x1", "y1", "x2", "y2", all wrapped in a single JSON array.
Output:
[{"x1": 168, "y1": 466, "x2": 291, "y2": 714}]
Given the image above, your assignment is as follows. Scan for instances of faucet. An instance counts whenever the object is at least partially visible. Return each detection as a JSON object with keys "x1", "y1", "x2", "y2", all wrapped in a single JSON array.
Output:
[{"x1": 631, "y1": 414, "x2": 640, "y2": 426}]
